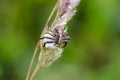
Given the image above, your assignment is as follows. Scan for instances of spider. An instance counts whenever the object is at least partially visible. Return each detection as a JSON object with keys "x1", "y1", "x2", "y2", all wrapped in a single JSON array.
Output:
[{"x1": 40, "y1": 27, "x2": 70, "y2": 48}]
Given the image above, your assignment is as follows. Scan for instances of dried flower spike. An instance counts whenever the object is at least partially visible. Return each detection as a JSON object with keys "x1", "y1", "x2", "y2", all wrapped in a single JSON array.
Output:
[
  {"x1": 52, "y1": 0, "x2": 80, "y2": 27},
  {"x1": 26, "y1": 0, "x2": 80, "y2": 80}
]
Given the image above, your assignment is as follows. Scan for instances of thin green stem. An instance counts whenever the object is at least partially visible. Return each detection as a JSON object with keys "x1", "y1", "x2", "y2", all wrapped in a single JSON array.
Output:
[
  {"x1": 30, "y1": 64, "x2": 40, "y2": 80},
  {"x1": 25, "y1": 42, "x2": 40, "y2": 80},
  {"x1": 41, "y1": 0, "x2": 58, "y2": 36}
]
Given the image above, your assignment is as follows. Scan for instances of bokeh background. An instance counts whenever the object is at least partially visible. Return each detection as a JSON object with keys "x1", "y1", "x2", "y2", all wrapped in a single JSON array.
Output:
[{"x1": 0, "y1": 0, "x2": 120, "y2": 80}]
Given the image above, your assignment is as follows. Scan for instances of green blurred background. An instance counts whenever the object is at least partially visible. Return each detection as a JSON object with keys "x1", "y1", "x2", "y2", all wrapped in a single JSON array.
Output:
[{"x1": 0, "y1": 0, "x2": 120, "y2": 80}]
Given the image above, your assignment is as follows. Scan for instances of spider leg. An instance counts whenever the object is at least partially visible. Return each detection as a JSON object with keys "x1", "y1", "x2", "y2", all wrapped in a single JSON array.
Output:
[
  {"x1": 61, "y1": 39, "x2": 68, "y2": 42},
  {"x1": 44, "y1": 41, "x2": 56, "y2": 43},
  {"x1": 46, "y1": 32, "x2": 54, "y2": 37},
  {"x1": 63, "y1": 31, "x2": 68, "y2": 37},
  {"x1": 49, "y1": 29, "x2": 56, "y2": 37},
  {"x1": 63, "y1": 42, "x2": 68, "y2": 48},
  {"x1": 43, "y1": 37, "x2": 55, "y2": 40},
  {"x1": 39, "y1": 37, "x2": 44, "y2": 40},
  {"x1": 62, "y1": 37, "x2": 70, "y2": 40},
  {"x1": 43, "y1": 43, "x2": 46, "y2": 47}
]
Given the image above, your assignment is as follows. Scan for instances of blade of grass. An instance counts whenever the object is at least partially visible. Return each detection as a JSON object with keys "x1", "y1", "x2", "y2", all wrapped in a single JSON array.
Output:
[
  {"x1": 25, "y1": 42, "x2": 40, "y2": 80},
  {"x1": 25, "y1": 1, "x2": 58, "y2": 80},
  {"x1": 41, "y1": 0, "x2": 58, "y2": 36},
  {"x1": 30, "y1": 64, "x2": 40, "y2": 80}
]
